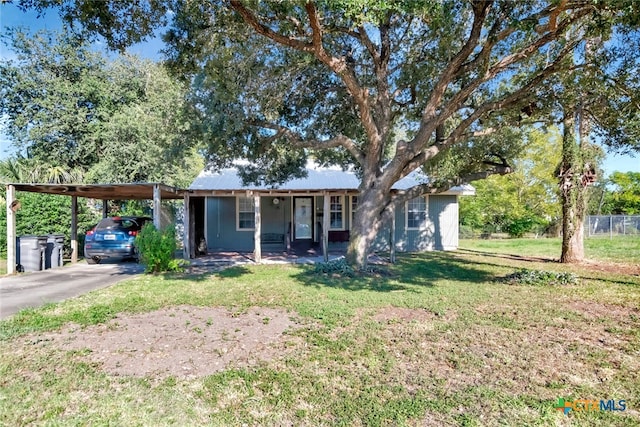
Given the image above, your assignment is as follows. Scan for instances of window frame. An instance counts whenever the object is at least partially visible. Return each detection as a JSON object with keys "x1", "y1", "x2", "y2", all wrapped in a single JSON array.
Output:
[
  {"x1": 236, "y1": 196, "x2": 256, "y2": 231},
  {"x1": 329, "y1": 195, "x2": 345, "y2": 230},
  {"x1": 405, "y1": 196, "x2": 428, "y2": 230}
]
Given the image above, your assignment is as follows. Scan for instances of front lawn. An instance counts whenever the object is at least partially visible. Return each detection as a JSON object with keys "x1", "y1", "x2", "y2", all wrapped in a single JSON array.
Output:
[
  {"x1": 0, "y1": 245, "x2": 638, "y2": 426},
  {"x1": 460, "y1": 236, "x2": 640, "y2": 264}
]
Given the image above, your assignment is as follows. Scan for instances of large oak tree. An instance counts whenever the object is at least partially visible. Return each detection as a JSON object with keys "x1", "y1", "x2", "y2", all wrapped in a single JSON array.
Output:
[{"x1": 18, "y1": 0, "x2": 640, "y2": 268}]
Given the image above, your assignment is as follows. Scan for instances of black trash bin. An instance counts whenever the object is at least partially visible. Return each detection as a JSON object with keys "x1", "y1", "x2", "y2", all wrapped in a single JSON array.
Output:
[
  {"x1": 45, "y1": 234, "x2": 65, "y2": 269},
  {"x1": 16, "y1": 235, "x2": 48, "y2": 272}
]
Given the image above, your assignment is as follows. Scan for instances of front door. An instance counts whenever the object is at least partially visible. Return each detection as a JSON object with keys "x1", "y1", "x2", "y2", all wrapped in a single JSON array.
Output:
[{"x1": 293, "y1": 197, "x2": 313, "y2": 241}]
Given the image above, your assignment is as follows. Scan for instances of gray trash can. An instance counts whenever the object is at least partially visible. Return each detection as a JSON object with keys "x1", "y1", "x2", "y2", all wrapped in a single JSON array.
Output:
[
  {"x1": 45, "y1": 234, "x2": 65, "y2": 269},
  {"x1": 17, "y1": 235, "x2": 48, "y2": 272}
]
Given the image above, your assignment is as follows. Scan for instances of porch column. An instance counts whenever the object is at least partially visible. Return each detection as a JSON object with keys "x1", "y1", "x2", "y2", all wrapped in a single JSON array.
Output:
[
  {"x1": 71, "y1": 196, "x2": 78, "y2": 263},
  {"x1": 322, "y1": 192, "x2": 330, "y2": 262},
  {"x1": 183, "y1": 192, "x2": 191, "y2": 259},
  {"x1": 153, "y1": 184, "x2": 161, "y2": 229},
  {"x1": 389, "y1": 203, "x2": 396, "y2": 264},
  {"x1": 6, "y1": 185, "x2": 16, "y2": 275},
  {"x1": 254, "y1": 194, "x2": 261, "y2": 263}
]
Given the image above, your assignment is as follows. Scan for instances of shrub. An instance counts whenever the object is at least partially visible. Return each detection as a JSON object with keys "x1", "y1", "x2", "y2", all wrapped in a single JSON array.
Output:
[
  {"x1": 504, "y1": 212, "x2": 545, "y2": 238},
  {"x1": 313, "y1": 258, "x2": 356, "y2": 277},
  {"x1": 459, "y1": 225, "x2": 476, "y2": 239},
  {"x1": 135, "y1": 223, "x2": 185, "y2": 273},
  {"x1": 502, "y1": 269, "x2": 579, "y2": 286},
  {"x1": 0, "y1": 191, "x2": 99, "y2": 257}
]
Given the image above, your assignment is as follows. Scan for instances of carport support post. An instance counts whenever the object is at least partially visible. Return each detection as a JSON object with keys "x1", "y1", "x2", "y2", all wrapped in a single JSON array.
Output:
[
  {"x1": 102, "y1": 200, "x2": 108, "y2": 218},
  {"x1": 6, "y1": 185, "x2": 16, "y2": 275},
  {"x1": 322, "y1": 192, "x2": 330, "y2": 262},
  {"x1": 71, "y1": 196, "x2": 78, "y2": 263},
  {"x1": 153, "y1": 184, "x2": 161, "y2": 229},
  {"x1": 253, "y1": 193, "x2": 261, "y2": 263}
]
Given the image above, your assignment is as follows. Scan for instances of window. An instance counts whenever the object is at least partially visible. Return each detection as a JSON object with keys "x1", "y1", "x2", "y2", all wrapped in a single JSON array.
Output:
[
  {"x1": 237, "y1": 196, "x2": 255, "y2": 230},
  {"x1": 329, "y1": 195, "x2": 344, "y2": 230},
  {"x1": 406, "y1": 197, "x2": 427, "y2": 229},
  {"x1": 351, "y1": 195, "x2": 358, "y2": 228}
]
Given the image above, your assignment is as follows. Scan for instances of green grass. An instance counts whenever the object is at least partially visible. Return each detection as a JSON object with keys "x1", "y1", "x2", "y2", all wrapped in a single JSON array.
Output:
[
  {"x1": 0, "y1": 258, "x2": 6, "y2": 275},
  {"x1": 460, "y1": 235, "x2": 640, "y2": 264},
  {"x1": 0, "y1": 243, "x2": 639, "y2": 426}
]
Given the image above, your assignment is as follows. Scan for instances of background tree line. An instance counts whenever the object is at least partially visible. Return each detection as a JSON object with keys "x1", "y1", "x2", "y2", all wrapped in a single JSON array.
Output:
[{"x1": 459, "y1": 129, "x2": 639, "y2": 239}]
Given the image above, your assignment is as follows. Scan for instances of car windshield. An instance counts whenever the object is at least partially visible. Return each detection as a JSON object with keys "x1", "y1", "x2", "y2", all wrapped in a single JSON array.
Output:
[{"x1": 97, "y1": 218, "x2": 144, "y2": 231}]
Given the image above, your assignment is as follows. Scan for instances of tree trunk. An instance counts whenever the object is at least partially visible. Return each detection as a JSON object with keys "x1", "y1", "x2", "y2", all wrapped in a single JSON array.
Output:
[
  {"x1": 559, "y1": 115, "x2": 589, "y2": 264},
  {"x1": 560, "y1": 185, "x2": 586, "y2": 263},
  {"x1": 560, "y1": 36, "x2": 601, "y2": 263},
  {"x1": 346, "y1": 187, "x2": 390, "y2": 270}
]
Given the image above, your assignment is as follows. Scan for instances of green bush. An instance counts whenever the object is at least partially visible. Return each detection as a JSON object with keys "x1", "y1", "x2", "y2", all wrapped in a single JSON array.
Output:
[
  {"x1": 135, "y1": 223, "x2": 185, "y2": 273},
  {"x1": 504, "y1": 213, "x2": 544, "y2": 238},
  {"x1": 313, "y1": 258, "x2": 356, "y2": 277},
  {"x1": 458, "y1": 225, "x2": 475, "y2": 239},
  {"x1": 502, "y1": 269, "x2": 579, "y2": 286}
]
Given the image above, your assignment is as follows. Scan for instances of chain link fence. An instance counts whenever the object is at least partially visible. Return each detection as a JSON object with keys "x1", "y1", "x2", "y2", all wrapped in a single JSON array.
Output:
[{"x1": 587, "y1": 215, "x2": 640, "y2": 237}]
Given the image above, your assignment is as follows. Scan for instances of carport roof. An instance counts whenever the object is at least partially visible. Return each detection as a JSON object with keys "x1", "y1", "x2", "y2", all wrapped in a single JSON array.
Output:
[{"x1": 7, "y1": 183, "x2": 184, "y2": 200}]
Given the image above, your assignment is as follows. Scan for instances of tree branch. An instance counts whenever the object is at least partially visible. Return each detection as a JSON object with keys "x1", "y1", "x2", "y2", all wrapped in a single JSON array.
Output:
[
  {"x1": 252, "y1": 120, "x2": 366, "y2": 165},
  {"x1": 395, "y1": 36, "x2": 579, "y2": 181},
  {"x1": 403, "y1": 3, "x2": 589, "y2": 172},
  {"x1": 391, "y1": 161, "x2": 512, "y2": 207},
  {"x1": 228, "y1": 1, "x2": 313, "y2": 52},
  {"x1": 412, "y1": 1, "x2": 493, "y2": 142},
  {"x1": 303, "y1": 2, "x2": 380, "y2": 165},
  {"x1": 229, "y1": 1, "x2": 379, "y2": 169}
]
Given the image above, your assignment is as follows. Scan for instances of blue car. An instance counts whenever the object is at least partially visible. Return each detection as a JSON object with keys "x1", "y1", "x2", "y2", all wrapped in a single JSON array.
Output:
[{"x1": 84, "y1": 216, "x2": 152, "y2": 264}]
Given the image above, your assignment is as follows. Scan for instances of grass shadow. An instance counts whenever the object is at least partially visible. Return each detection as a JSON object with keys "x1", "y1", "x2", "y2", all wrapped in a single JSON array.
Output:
[
  {"x1": 456, "y1": 248, "x2": 558, "y2": 264},
  {"x1": 457, "y1": 248, "x2": 640, "y2": 286},
  {"x1": 293, "y1": 252, "x2": 496, "y2": 292},
  {"x1": 217, "y1": 266, "x2": 253, "y2": 279},
  {"x1": 162, "y1": 263, "x2": 254, "y2": 282}
]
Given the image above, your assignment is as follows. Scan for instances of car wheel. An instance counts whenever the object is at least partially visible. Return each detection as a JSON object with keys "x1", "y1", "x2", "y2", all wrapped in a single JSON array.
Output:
[{"x1": 87, "y1": 256, "x2": 101, "y2": 265}]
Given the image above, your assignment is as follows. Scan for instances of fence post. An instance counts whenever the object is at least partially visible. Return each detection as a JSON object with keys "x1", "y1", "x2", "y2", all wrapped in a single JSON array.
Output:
[{"x1": 609, "y1": 215, "x2": 613, "y2": 240}]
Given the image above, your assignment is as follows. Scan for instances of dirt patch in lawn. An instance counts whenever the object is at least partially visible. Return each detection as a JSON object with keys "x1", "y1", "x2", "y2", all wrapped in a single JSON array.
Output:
[{"x1": 29, "y1": 306, "x2": 303, "y2": 379}]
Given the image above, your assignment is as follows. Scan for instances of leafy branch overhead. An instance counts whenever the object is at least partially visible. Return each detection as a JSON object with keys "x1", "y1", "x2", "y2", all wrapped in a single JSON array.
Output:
[{"x1": 161, "y1": 1, "x2": 636, "y2": 188}]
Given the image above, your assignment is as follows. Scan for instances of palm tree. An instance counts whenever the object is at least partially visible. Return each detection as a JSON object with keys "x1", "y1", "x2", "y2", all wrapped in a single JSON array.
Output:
[{"x1": 0, "y1": 157, "x2": 84, "y2": 184}]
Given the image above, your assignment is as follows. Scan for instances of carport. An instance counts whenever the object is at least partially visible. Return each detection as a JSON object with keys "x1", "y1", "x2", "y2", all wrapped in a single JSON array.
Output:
[{"x1": 5, "y1": 183, "x2": 184, "y2": 275}]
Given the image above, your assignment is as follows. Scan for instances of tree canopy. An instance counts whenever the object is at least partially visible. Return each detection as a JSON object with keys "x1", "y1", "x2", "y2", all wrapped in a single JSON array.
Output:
[
  {"x1": 0, "y1": 28, "x2": 201, "y2": 186},
  {"x1": 460, "y1": 127, "x2": 563, "y2": 237},
  {"x1": 601, "y1": 171, "x2": 640, "y2": 215}
]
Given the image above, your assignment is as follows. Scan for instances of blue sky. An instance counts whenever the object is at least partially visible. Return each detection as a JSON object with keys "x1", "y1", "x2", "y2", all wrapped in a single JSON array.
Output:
[{"x1": 1, "y1": 3, "x2": 638, "y2": 176}]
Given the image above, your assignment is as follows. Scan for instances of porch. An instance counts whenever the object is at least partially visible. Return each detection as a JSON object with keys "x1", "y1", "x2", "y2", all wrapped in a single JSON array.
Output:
[
  {"x1": 183, "y1": 191, "x2": 364, "y2": 264},
  {"x1": 184, "y1": 248, "x2": 392, "y2": 274}
]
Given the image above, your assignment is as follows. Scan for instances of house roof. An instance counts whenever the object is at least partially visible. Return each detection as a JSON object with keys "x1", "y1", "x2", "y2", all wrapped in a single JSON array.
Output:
[{"x1": 189, "y1": 165, "x2": 475, "y2": 195}]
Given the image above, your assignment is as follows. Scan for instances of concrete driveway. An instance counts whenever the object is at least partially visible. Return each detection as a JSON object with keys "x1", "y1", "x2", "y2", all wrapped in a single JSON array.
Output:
[{"x1": 0, "y1": 260, "x2": 144, "y2": 319}]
